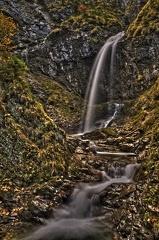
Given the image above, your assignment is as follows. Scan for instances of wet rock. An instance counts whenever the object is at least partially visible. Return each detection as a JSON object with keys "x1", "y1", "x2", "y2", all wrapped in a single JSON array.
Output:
[
  {"x1": 34, "y1": 185, "x2": 55, "y2": 199},
  {"x1": 21, "y1": 209, "x2": 33, "y2": 221},
  {"x1": 28, "y1": 199, "x2": 53, "y2": 219},
  {"x1": 116, "y1": 32, "x2": 159, "y2": 101}
]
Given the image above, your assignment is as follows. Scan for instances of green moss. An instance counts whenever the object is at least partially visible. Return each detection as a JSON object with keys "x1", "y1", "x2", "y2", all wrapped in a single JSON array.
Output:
[
  {"x1": 47, "y1": 0, "x2": 124, "y2": 32},
  {"x1": 0, "y1": 58, "x2": 72, "y2": 187},
  {"x1": 82, "y1": 126, "x2": 116, "y2": 140},
  {"x1": 31, "y1": 74, "x2": 83, "y2": 130},
  {"x1": 130, "y1": 78, "x2": 159, "y2": 132},
  {"x1": 0, "y1": 53, "x2": 28, "y2": 82},
  {"x1": 127, "y1": 0, "x2": 159, "y2": 38},
  {"x1": 127, "y1": 77, "x2": 159, "y2": 224},
  {"x1": 62, "y1": 6, "x2": 123, "y2": 30}
]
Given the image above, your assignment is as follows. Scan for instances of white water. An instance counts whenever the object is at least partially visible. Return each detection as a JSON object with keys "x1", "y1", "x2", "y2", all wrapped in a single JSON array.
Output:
[
  {"x1": 23, "y1": 163, "x2": 140, "y2": 240},
  {"x1": 96, "y1": 151, "x2": 136, "y2": 157},
  {"x1": 101, "y1": 103, "x2": 123, "y2": 128},
  {"x1": 80, "y1": 32, "x2": 124, "y2": 134}
]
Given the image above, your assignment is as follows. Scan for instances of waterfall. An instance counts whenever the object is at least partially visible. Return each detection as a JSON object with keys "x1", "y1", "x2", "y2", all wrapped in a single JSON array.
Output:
[
  {"x1": 102, "y1": 103, "x2": 123, "y2": 128},
  {"x1": 23, "y1": 163, "x2": 140, "y2": 240},
  {"x1": 80, "y1": 32, "x2": 124, "y2": 134}
]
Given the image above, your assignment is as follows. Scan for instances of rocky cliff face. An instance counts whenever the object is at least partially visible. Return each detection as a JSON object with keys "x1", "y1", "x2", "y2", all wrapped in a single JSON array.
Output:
[
  {"x1": 0, "y1": 0, "x2": 96, "y2": 94},
  {"x1": 1, "y1": 0, "x2": 158, "y2": 173},
  {"x1": 0, "y1": 68, "x2": 71, "y2": 186},
  {"x1": 0, "y1": 1, "x2": 159, "y2": 239},
  {"x1": 2, "y1": 0, "x2": 157, "y2": 104},
  {"x1": 116, "y1": 0, "x2": 159, "y2": 100},
  {"x1": 1, "y1": 0, "x2": 147, "y2": 97},
  {"x1": 113, "y1": 33, "x2": 159, "y2": 101}
]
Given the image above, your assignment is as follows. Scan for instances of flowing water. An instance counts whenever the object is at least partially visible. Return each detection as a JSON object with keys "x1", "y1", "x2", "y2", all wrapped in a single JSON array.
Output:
[
  {"x1": 22, "y1": 32, "x2": 139, "y2": 240},
  {"x1": 100, "y1": 103, "x2": 124, "y2": 128},
  {"x1": 80, "y1": 32, "x2": 124, "y2": 133},
  {"x1": 23, "y1": 163, "x2": 140, "y2": 240}
]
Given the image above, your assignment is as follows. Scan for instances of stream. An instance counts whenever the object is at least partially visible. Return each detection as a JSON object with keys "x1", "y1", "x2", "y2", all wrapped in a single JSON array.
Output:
[
  {"x1": 23, "y1": 138, "x2": 140, "y2": 240},
  {"x1": 22, "y1": 32, "x2": 141, "y2": 240}
]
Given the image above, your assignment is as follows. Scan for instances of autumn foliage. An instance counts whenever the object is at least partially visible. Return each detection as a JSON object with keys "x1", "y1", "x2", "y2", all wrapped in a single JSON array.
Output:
[
  {"x1": 0, "y1": 11, "x2": 28, "y2": 82},
  {"x1": 78, "y1": 4, "x2": 87, "y2": 12},
  {"x1": 0, "y1": 10, "x2": 17, "y2": 52}
]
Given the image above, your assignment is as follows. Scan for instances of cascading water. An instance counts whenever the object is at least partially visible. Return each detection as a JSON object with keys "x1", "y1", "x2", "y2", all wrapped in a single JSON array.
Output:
[
  {"x1": 101, "y1": 103, "x2": 123, "y2": 128},
  {"x1": 22, "y1": 32, "x2": 139, "y2": 240},
  {"x1": 23, "y1": 163, "x2": 140, "y2": 240},
  {"x1": 80, "y1": 32, "x2": 124, "y2": 134}
]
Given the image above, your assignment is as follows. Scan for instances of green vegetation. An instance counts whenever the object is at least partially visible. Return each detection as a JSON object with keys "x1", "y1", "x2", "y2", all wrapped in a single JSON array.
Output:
[
  {"x1": 0, "y1": 53, "x2": 28, "y2": 81},
  {"x1": 0, "y1": 1, "x2": 158, "y2": 238},
  {"x1": 47, "y1": 0, "x2": 125, "y2": 33},
  {"x1": 0, "y1": 71, "x2": 71, "y2": 187},
  {"x1": 132, "y1": 78, "x2": 159, "y2": 133},
  {"x1": 0, "y1": 11, "x2": 83, "y2": 239},
  {"x1": 128, "y1": 78, "x2": 159, "y2": 227},
  {"x1": 0, "y1": 10, "x2": 17, "y2": 51},
  {"x1": 82, "y1": 126, "x2": 116, "y2": 140},
  {"x1": 127, "y1": 0, "x2": 159, "y2": 37},
  {"x1": 31, "y1": 74, "x2": 82, "y2": 130},
  {"x1": 0, "y1": 12, "x2": 72, "y2": 188}
]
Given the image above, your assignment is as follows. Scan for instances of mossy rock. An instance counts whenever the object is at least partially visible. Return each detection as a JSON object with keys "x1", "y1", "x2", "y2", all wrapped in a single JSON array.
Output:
[
  {"x1": 0, "y1": 56, "x2": 73, "y2": 187},
  {"x1": 126, "y1": 77, "x2": 159, "y2": 224},
  {"x1": 127, "y1": 0, "x2": 159, "y2": 38},
  {"x1": 27, "y1": 74, "x2": 83, "y2": 132},
  {"x1": 47, "y1": 0, "x2": 125, "y2": 32},
  {"x1": 82, "y1": 127, "x2": 116, "y2": 140}
]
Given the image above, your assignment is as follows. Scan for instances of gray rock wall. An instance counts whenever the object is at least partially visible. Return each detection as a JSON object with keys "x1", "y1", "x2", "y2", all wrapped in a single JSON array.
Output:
[
  {"x1": 1, "y1": 0, "x2": 106, "y2": 95},
  {"x1": 1, "y1": 0, "x2": 157, "y2": 102},
  {"x1": 116, "y1": 33, "x2": 159, "y2": 100}
]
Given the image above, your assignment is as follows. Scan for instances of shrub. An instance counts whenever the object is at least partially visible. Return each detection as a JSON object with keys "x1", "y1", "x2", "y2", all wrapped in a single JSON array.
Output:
[
  {"x1": 0, "y1": 53, "x2": 28, "y2": 81},
  {"x1": 0, "y1": 10, "x2": 17, "y2": 51}
]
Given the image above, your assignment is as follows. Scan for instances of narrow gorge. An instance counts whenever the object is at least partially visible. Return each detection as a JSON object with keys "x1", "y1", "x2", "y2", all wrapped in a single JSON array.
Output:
[{"x1": 0, "y1": 0, "x2": 159, "y2": 239}]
